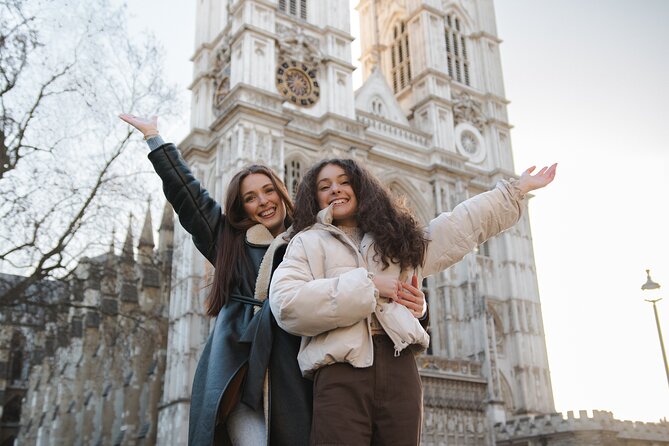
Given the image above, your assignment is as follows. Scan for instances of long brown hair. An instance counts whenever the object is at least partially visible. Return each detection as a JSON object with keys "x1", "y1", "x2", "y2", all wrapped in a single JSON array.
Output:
[
  {"x1": 291, "y1": 159, "x2": 427, "y2": 270},
  {"x1": 205, "y1": 165, "x2": 293, "y2": 316}
]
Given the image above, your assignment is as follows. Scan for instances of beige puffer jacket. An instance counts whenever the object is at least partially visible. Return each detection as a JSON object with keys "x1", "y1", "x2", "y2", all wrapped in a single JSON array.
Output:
[{"x1": 269, "y1": 179, "x2": 525, "y2": 377}]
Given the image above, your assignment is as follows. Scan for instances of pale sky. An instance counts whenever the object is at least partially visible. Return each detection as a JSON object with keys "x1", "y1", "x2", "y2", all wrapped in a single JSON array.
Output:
[{"x1": 126, "y1": 1, "x2": 669, "y2": 422}]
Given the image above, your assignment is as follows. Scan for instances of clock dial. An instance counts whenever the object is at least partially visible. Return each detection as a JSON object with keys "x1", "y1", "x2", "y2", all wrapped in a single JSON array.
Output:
[{"x1": 276, "y1": 61, "x2": 320, "y2": 107}]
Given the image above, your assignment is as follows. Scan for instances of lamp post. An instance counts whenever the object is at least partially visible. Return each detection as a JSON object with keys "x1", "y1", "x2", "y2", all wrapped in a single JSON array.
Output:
[{"x1": 641, "y1": 269, "x2": 669, "y2": 389}]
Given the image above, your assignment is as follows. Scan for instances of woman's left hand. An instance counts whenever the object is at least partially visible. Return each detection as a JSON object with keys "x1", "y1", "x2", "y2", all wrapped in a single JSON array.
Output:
[
  {"x1": 395, "y1": 275, "x2": 425, "y2": 318},
  {"x1": 517, "y1": 163, "x2": 557, "y2": 195}
]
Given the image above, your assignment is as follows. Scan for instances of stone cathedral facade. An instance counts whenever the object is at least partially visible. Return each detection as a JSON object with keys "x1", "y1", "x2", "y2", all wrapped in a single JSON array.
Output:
[
  {"x1": 0, "y1": 0, "x2": 669, "y2": 446},
  {"x1": 160, "y1": 0, "x2": 552, "y2": 444},
  {"x1": 8, "y1": 205, "x2": 175, "y2": 446},
  {"x1": 6, "y1": 1, "x2": 669, "y2": 446}
]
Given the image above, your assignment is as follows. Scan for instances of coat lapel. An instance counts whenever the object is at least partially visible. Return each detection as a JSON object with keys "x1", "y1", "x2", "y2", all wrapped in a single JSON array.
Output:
[{"x1": 250, "y1": 227, "x2": 289, "y2": 302}]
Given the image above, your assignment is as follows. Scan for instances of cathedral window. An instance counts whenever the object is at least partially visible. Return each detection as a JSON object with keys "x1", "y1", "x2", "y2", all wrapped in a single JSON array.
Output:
[
  {"x1": 445, "y1": 14, "x2": 470, "y2": 86},
  {"x1": 7, "y1": 332, "x2": 26, "y2": 382},
  {"x1": 390, "y1": 21, "x2": 411, "y2": 94},
  {"x1": 279, "y1": 0, "x2": 307, "y2": 20},
  {"x1": 9, "y1": 350, "x2": 23, "y2": 381},
  {"x1": 371, "y1": 97, "x2": 385, "y2": 117},
  {"x1": 284, "y1": 159, "x2": 302, "y2": 199}
]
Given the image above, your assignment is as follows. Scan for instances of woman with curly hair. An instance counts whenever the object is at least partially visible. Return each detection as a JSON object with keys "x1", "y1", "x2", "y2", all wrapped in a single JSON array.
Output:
[{"x1": 269, "y1": 158, "x2": 557, "y2": 445}]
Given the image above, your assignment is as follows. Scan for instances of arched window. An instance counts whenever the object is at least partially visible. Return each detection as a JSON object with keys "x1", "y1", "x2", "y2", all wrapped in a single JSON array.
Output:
[
  {"x1": 370, "y1": 97, "x2": 385, "y2": 117},
  {"x1": 7, "y1": 332, "x2": 26, "y2": 382},
  {"x1": 278, "y1": 0, "x2": 307, "y2": 20},
  {"x1": 444, "y1": 14, "x2": 470, "y2": 85},
  {"x1": 390, "y1": 21, "x2": 411, "y2": 93},
  {"x1": 284, "y1": 159, "x2": 302, "y2": 199}
]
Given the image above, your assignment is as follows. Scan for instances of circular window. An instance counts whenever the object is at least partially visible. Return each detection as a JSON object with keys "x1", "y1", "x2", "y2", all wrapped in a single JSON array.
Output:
[{"x1": 454, "y1": 123, "x2": 485, "y2": 163}]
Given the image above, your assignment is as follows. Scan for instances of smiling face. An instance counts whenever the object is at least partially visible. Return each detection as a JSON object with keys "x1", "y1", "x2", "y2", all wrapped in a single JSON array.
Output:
[
  {"x1": 316, "y1": 163, "x2": 358, "y2": 227},
  {"x1": 240, "y1": 173, "x2": 287, "y2": 236}
]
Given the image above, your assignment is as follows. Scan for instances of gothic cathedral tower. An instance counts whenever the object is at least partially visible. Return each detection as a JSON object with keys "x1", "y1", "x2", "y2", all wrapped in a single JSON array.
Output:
[{"x1": 159, "y1": 0, "x2": 555, "y2": 443}]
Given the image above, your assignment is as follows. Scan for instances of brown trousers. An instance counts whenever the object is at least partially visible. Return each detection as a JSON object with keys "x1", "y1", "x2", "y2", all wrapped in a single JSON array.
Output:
[{"x1": 310, "y1": 335, "x2": 423, "y2": 446}]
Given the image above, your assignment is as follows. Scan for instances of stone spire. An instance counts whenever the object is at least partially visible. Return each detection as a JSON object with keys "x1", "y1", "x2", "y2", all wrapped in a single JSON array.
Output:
[
  {"x1": 105, "y1": 228, "x2": 116, "y2": 267},
  {"x1": 108, "y1": 228, "x2": 116, "y2": 256},
  {"x1": 158, "y1": 201, "x2": 174, "y2": 261},
  {"x1": 120, "y1": 214, "x2": 138, "y2": 304},
  {"x1": 101, "y1": 228, "x2": 119, "y2": 314},
  {"x1": 159, "y1": 200, "x2": 174, "y2": 233},
  {"x1": 103, "y1": 229, "x2": 117, "y2": 280},
  {"x1": 122, "y1": 214, "x2": 134, "y2": 262},
  {"x1": 139, "y1": 198, "x2": 155, "y2": 249},
  {"x1": 138, "y1": 199, "x2": 155, "y2": 265}
]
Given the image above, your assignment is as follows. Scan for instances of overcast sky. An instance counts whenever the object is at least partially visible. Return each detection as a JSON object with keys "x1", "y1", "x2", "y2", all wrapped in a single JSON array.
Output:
[{"x1": 125, "y1": 0, "x2": 669, "y2": 422}]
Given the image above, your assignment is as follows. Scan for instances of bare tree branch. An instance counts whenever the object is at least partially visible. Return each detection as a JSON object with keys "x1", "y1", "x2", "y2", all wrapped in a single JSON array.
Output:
[
  {"x1": 1, "y1": 61, "x2": 75, "y2": 178},
  {"x1": 0, "y1": 0, "x2": 181, "y2": 322}
]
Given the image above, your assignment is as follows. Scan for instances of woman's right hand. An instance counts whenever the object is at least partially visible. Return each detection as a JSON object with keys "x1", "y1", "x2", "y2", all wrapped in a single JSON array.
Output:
[
  {"x1": 119, "y1": 114, "x2": 159, "y2": 138},
  {"x1": 372, "y1": 275, "x2": 400, "y2": 300}
]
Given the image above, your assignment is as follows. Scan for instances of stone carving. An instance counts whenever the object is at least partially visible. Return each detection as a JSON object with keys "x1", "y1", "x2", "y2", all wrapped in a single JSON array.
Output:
[
  {"x1": 453, "y1": 92, "x2": 486, "y2": 132},
  {"x1": 276, "y1": 24, "x2": 323, "y2": 65},
  {"x1": 212, "y1": 35, "x2": 233, "y2": 76},
  {"x1": 213, "y1": 36, "x2": 233, "y2": 113},
  {"x1": 422, "y1": 375, "x2": 487, "y2": 411}
]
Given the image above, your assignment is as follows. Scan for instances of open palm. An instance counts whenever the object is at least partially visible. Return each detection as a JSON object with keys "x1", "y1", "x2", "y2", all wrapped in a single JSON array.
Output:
[
  {"x1": 518, "y1": 163, "x2": 557, "y2": 194},
  {"x1": 119, "y1": 114, "x2": 159, "y2": 137}
]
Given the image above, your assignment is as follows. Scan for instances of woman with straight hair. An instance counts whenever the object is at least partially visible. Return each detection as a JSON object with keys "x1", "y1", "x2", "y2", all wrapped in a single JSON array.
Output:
[
  {"x1": 119, "y1": 114, "x2": 313, "y2": 445},
  {"x1": 270, "y1": 158, "x2": 557, "y2": 445}
]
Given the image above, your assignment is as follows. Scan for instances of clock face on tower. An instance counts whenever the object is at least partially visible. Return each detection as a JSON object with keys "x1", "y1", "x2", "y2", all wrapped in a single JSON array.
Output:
[{"x1": 276, "y1": 60, "x2": 320, "y2": 107}]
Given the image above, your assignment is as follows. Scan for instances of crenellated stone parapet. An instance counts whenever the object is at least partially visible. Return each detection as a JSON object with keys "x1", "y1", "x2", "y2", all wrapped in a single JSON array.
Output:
[{"x1": 495, "y1": 410, "x2": 669, "y2": 445}]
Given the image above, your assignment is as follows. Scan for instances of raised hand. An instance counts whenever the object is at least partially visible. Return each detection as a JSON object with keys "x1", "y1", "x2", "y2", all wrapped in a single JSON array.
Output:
[
  {"x1": 395, "y1": 275, "x2": 425, "y2": 318},
  {"x1": 119, "y1": 114, "x2": 159, "y2": 138},
  {"x1": 517, "y1": 163, "x2": 557, "y2": 195}
]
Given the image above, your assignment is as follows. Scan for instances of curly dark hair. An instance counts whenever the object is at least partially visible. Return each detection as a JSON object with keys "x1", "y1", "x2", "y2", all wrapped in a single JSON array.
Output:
[{"x1": 291, "y1": 159, "x2": 427, "y2": 270}]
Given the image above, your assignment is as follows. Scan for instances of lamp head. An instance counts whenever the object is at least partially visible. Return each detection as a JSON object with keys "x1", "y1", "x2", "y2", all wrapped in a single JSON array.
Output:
[{"x1": 642, "y1": 269, "x2": 661, "y2": 291}]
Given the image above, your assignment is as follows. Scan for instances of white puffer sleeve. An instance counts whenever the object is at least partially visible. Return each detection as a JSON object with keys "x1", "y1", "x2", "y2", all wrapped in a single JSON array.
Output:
[
  {"x1": 269, "y1": 235, "x2": 376, "y2": 337},
  {"x1": 422, "y1": 179, "x2": 525, "y2": 277}
]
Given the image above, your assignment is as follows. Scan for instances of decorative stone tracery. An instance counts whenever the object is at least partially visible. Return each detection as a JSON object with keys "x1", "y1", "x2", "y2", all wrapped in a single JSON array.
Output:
[{"x1": 421, "y1": 371, "x2": 489, "y2": 446}]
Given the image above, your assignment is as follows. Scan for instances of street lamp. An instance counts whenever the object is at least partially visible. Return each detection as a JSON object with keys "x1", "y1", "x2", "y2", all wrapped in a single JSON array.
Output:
[{"x1": 641, "y1": 269, "x2": 669, "y2": 389}]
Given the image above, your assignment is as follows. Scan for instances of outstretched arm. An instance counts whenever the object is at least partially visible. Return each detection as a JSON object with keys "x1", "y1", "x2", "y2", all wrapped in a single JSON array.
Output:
[
  {"x1": 422, "y1": 163, "x2": 558, "y2": 277},
  {"x1": 119, "y1": 113, "x2": 223, "y2": 264}
]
